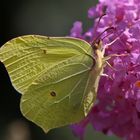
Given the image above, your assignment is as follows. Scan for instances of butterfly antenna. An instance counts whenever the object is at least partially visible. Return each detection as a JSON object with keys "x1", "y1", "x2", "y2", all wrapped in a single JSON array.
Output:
[
  {"x1": 103, "y1": 29, "x2": 126, "y2": 50},
  {"x1": 93, "y1": 14, "x2": 106, "y2": 34},
  {"x1": 101, "y1": 27, "x2": 116, "y2": 41},
  {"x1": 91, "y1": 27, "x2": 115, "y2": 47}
]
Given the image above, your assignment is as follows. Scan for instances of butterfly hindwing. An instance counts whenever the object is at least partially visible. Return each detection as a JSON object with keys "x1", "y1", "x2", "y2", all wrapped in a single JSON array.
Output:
[{"x1": 21, "y1": 53, "x2": 93, "y2": 132}]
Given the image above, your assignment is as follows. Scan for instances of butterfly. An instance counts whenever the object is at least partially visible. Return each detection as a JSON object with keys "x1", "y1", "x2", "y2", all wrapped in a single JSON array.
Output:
[{"x1": 0, "y1": 35, "x2": 108, "y2": 132}]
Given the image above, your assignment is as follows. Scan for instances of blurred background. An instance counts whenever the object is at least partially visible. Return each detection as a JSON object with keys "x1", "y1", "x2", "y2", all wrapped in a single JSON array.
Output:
[{"x1": 0, "y1": 0, "x2": 120, "y2": 140}]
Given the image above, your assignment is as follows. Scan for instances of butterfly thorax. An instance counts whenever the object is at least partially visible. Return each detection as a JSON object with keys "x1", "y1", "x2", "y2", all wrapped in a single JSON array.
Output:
[
  {"x1": 90, "y1": 41, "x2": 106, "y2": 94},
  {"x1": 92, "y1": 40, "x2": 105, "y2": 72}
]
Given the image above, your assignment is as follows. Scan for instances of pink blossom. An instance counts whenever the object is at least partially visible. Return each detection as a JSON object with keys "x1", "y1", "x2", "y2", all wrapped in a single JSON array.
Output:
[{"x1": 70, "y1": 0, "x2": 140, "y2": 140}]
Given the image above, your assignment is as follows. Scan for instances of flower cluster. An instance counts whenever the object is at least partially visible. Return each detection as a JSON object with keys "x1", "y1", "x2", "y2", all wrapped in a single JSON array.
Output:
[{"x1": 70, "y1": 0, "x2": 140, "y2": 140}]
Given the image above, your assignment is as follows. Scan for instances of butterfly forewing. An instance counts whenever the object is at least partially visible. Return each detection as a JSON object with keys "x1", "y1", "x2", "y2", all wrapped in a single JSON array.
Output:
[{"x1": 0, "y1": 35, "x2": 93, "y2": 94}]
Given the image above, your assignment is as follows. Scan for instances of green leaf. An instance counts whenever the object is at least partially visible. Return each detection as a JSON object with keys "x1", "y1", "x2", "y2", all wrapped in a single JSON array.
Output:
[{"x1": 0, "y1": 35, "x2": 105, "y2": 132}]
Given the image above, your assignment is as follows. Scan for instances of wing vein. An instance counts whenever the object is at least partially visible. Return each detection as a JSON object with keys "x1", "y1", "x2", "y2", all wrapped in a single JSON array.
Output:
[{"x1": 33, "y1": 66, "x2": 90, "y2": 91}]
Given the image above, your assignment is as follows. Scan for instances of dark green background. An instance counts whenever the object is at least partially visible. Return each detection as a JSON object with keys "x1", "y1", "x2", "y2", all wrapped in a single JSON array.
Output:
[{"x1": 0, "y1": 0, "x2": 120, "y2": 140}]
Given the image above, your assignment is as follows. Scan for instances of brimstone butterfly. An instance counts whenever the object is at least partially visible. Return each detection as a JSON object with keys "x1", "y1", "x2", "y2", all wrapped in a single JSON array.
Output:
[{"x1": 0, "y1": 35, "x2": 108, "y2": 132}]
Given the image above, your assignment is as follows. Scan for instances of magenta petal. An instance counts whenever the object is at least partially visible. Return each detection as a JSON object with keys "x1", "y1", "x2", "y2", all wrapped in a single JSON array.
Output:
[{"x1": 70, "y1": 21, "x2": 83, "y2": 38}]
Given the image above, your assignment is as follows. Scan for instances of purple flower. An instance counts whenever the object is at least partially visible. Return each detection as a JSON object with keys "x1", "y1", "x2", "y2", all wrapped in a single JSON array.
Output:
[
  {"x1": 70, "y1": 21, "x2": 83, "y2": 38},
  {"x1": 70, "y1": 0, "x2": 140, "y2": 140}
]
